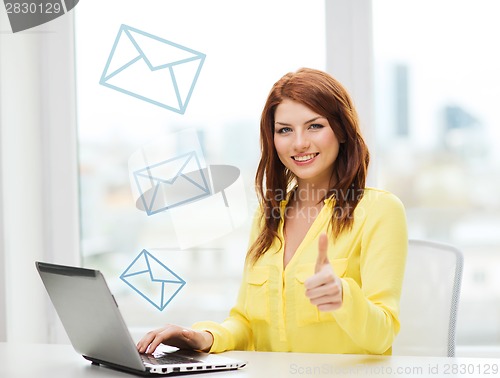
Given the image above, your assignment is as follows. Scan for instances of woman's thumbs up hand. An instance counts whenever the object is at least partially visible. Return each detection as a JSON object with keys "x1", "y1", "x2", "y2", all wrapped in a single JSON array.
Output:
[{"x1": 304, "y1": 233, "x2": 343, "y2": 311}]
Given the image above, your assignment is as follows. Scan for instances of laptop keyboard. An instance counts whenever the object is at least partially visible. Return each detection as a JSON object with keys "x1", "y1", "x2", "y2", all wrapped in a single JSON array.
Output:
[{"x1": 141, "y1": 353, "x2": 203, "y2": 365}]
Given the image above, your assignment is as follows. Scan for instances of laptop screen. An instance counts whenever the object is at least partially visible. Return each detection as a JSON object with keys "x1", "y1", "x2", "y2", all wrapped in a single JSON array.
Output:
[{"x1": 36, "y1": 262, "x2": 147, "y2": 372}]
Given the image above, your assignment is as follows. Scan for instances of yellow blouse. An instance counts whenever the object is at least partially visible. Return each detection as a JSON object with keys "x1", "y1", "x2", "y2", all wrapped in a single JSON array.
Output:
[{"x1": 192, "y1": 188, "x2": 408, "y2": 355}]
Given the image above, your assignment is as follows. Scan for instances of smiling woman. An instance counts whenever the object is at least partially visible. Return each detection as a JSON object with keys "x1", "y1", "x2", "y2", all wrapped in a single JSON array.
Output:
[
  {"x1": 137, "y1": 68, "x2": 408, "y2": 355},
  {"x1": 252, "y1": 68, "x2": 371, "y2": 265}
]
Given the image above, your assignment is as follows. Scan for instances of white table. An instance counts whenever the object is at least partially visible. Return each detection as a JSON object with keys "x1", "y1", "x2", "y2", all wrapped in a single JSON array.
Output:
[{"x1": 1, "y1": 343, "x2": 499, "y2": 377}]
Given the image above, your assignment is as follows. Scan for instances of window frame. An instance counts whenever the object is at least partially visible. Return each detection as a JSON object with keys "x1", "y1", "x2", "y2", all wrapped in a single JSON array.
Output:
[{"x1": 0, "y1": 12, "x2": 80, "y2": 343}]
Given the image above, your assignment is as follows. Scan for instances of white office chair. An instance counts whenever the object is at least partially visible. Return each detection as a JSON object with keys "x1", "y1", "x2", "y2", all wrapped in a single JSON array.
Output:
[{"x1": 392, "y1": 239, "x2": 464, "y2": 357}]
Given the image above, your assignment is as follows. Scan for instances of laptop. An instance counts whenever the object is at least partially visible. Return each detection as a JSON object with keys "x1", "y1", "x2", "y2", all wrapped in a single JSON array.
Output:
[{"x1": 35, "y1": 261, "x2": 247, "y2": 376}]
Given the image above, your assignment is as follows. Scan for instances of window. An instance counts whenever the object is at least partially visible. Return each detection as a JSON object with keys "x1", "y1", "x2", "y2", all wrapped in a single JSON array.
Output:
[
  {"x1": 373, "y1": 0, "x2": 500, "y2": 345},
  {"x1": 75, "y1": 0, "x2": 326, "y2": 333}
]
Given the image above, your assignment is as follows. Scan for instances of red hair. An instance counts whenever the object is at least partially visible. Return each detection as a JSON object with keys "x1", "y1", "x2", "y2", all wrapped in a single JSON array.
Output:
[{"x1": 248, "y1": 68, "x2": 370, "y2": 264}]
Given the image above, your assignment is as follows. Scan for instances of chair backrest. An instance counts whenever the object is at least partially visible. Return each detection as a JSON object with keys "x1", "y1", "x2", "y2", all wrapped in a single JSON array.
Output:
[{"x1": 392, "y1": 239, "x2": 464, "y2": 357}]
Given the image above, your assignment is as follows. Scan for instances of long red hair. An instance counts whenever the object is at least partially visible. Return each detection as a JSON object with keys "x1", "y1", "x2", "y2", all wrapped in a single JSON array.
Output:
[{"x1": 247, "y1": 68, "x2": 370, "y2": 264}]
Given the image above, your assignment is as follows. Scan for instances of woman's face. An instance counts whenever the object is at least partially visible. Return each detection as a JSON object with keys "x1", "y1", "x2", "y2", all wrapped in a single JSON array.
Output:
[{"x1": 273, "y1": 98, "x2": 340, "y2": 189}]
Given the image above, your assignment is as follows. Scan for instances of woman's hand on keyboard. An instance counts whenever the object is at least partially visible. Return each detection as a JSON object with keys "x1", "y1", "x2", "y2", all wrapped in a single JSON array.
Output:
[{"x1": 137, "y1": 324, "x2": 214, "y2": 354}]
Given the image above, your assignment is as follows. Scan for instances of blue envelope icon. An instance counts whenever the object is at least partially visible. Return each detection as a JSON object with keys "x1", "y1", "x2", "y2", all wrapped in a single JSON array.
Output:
[
  {"x1": 99, "y1": 24, "x2": 205, "y2": 114},
  {"x1": 133, "y1": 151, "x2": 211, "y2": 215},
  {"x1": 120, "y1": 250, "x2": 186, "y2": 311}
]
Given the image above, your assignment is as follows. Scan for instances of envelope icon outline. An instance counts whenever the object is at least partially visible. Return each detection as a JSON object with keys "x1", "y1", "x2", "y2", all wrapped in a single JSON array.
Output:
[
  {"x1": 99, "y1": 24, "x2": 205, "y2": 114},
  {"x1": 133, "y1": 151, "x2": 211, "y2": 216},
  {"x1": 120, "y1": 250, "x2": 186, "y2": 311}
]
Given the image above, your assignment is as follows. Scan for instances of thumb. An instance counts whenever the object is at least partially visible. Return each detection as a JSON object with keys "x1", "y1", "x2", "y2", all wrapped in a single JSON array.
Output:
[
  {"x1": 182, "y1": 329, "x2": 211, "y2": 351},
  {"x1": 181, "y1": 329, "x2": 192, "y2": 338},
  {"x1": 315, "y1": 233, "x2": 329, "y2": 273}
]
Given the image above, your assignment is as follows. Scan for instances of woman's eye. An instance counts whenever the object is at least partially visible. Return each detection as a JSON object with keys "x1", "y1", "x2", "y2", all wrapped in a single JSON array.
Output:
[
  {"x1": 276, "y1": 127, "x2": 292, "y2": 134},
  {"x1": 309, "y1": 123, "x2": 324, "y2": 130}
]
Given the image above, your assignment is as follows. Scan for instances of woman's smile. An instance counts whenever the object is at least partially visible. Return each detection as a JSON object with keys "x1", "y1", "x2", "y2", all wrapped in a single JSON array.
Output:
[{"x1": 292, "y1": 153, "x2": 319, "y2": 163}]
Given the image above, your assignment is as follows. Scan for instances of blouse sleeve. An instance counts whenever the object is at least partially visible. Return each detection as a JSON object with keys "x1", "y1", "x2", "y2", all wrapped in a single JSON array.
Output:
[
  {"x1": 331, "y1": 192, "x2": 408, "y2": 354},
  {"x1": 191, "y1": 274, "x2": 253, "y2": 353}
]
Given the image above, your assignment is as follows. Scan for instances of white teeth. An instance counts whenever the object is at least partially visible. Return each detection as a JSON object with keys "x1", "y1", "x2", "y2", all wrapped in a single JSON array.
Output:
[{"x1": 293, "y1": 153, "x2": 317, "y2": 162}]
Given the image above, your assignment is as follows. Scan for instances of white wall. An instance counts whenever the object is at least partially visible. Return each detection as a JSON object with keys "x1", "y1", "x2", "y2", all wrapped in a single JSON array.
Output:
[
  {"x1": 0, "y1": 90, "x2": 5, "y2": 342},
  {"x1": 325, "y1": 0, "x2": 375, "y2": 185},
  {"x1": 0, "y1": 10, "x2": 80, "y2": 343}
]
